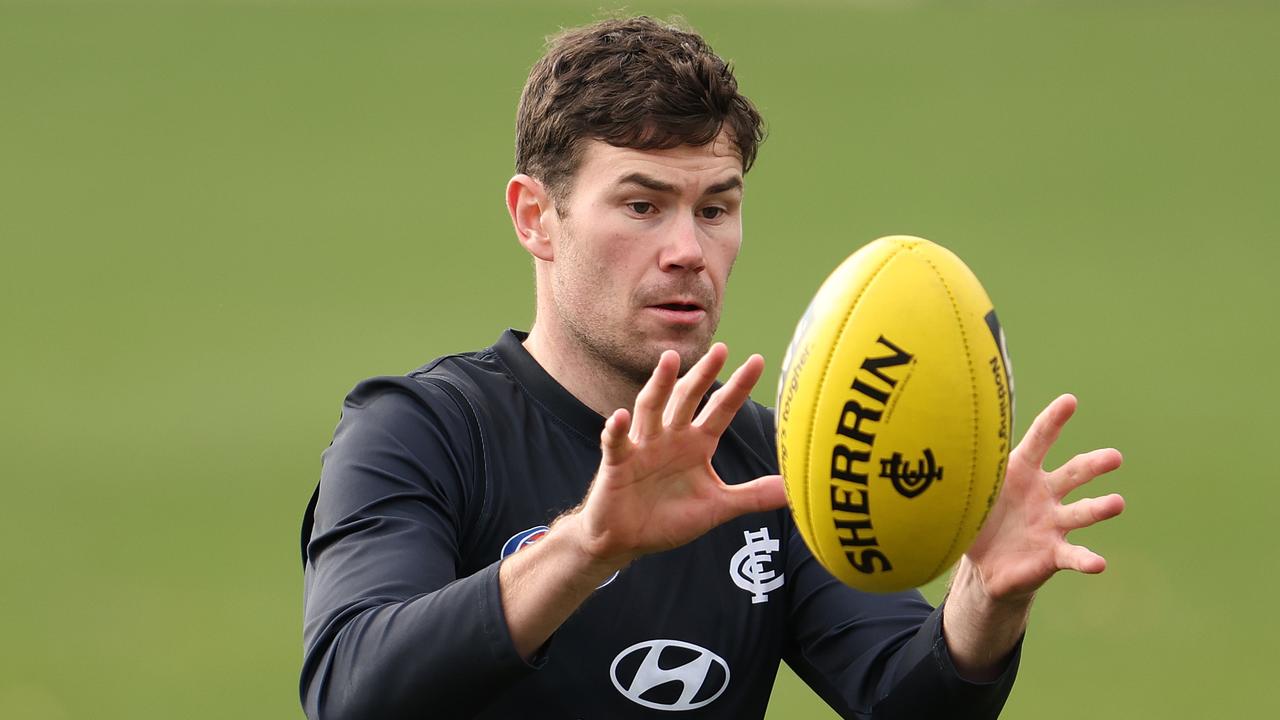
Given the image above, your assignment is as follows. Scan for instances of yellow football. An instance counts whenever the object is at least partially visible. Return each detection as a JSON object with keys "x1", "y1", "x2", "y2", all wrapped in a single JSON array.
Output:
[{"x1": 775, "y1": 236, "x2": 1015, "y2": 593}]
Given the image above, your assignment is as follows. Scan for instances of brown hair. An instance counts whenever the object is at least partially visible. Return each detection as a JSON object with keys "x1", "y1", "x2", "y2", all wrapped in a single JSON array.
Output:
[{"x1": 515, "y1": 16, "x2": 765, "y2": 207}]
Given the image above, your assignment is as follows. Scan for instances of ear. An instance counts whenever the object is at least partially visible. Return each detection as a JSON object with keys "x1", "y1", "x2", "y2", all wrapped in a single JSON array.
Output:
[{"x1": 506, "y1": 174, "x2": 557, "y2": 262}]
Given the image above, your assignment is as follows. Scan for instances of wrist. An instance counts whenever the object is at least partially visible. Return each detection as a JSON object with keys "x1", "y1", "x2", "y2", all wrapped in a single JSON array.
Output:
[
  {"x1": 949, "y1": 556, "x2": 1035, "y2": 618},
  {"x1": 942, "y1": 557, "x2": 1033, "y2": 682},
  {"x1": 497, "y1": 511, "x2": 628, "y2": 662},
  {"x1": 551, "y1": 511, "x2": 631, "y2": 582}
]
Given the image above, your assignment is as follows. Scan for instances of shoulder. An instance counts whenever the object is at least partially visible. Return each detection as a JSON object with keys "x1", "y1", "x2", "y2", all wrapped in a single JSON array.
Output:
[
  {"x1": 325, "y1": 344, "x2": 513, "y2": 470},
  {"x1": 407, "y1": 344, "x2": 525, "y2": 421},
  {"x1": 337, "y1": 343, "x2": 510, "y2": 428},
  {"x1": 316, "y1": 352, "x2": 501, "y2": 531},
  {"x1": 335, "y1": 375, "x2": 471, "y2": 449}
]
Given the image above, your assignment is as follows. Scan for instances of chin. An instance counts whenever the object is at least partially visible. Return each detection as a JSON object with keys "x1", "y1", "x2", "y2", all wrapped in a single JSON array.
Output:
[
  {"x1": 672, "y1": 344, "x2": 711, "y2": 376},
  {"x1": 574, "y1": 315, "x2": 718, "y2": 384},
  {"x1": 648, "y1": 332, "x2": 715, "y2": 376}
]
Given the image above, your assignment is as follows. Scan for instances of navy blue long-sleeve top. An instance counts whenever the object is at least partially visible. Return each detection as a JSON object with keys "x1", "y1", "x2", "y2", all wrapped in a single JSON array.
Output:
[{"x1": 300, "y1": 329, "x2": 1019, "y2": 719}]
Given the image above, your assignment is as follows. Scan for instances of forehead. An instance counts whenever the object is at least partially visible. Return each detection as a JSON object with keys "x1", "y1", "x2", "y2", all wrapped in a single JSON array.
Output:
[{"x1": 574, "y1": 133, "x2": 744, "y2": 191}]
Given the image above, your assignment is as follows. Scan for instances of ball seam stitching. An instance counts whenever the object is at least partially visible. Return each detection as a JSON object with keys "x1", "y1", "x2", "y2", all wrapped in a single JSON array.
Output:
[
  {"x1": 917, "y1": 249, "x2": 979, "y2": 582},
  {"x1": 804, "y1": 242, "x2": 907, "y2": 579}
]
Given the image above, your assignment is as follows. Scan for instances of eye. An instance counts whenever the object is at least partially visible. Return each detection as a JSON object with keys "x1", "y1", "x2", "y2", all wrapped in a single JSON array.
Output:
[
  {"x1": 627, "y1": 201, "x2": 655, "y2": 215},
  {"x1": 699, "y1": 206, "x2": 726, "y2": 220}
]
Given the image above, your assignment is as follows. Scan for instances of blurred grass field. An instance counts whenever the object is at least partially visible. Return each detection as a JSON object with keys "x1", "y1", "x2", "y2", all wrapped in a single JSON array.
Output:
[{"x1": 2, "y1": 1, "x2": 1277, "y2": 717}]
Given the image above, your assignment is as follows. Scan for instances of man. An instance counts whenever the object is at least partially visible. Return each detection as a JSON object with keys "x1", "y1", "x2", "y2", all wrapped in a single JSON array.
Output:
[{"x1": 301, "y1": 16, "x2": 1125, "y2": 719}]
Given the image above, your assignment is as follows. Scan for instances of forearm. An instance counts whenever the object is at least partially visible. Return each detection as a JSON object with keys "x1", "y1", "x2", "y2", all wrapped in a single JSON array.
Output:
[
  {"x1": 941, "y1": 556, "x2": 1033, "y2": 682},
  {"x1": 302, "y1": 564, "x2": 533, "y2": 720},
  {"x1": 498, "y1": 511, "x2": 625, "y2": 659}
]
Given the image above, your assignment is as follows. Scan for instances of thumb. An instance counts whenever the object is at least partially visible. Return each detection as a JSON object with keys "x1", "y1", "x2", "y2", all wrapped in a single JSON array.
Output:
[{"x1": 723, "y1": 475, "x2": 788, "y2": 518}]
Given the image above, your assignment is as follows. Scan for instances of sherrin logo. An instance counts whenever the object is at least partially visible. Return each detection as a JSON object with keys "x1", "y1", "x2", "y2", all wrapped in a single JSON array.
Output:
[
  {"x1": 827, "y1": 335, "x2": 914, "y2": 575},
  {"x1": 609, "y1": 639, "x2": 730, "y2": 711}
]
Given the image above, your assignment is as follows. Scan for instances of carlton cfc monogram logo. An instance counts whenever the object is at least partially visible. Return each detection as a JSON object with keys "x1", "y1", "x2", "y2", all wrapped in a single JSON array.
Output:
[
  {"x1": 729, "y1": 527, "x2": 784, "y2": 604},
  {"x1": 879, "y1": 449, "x2": 944, "y2": 499}
]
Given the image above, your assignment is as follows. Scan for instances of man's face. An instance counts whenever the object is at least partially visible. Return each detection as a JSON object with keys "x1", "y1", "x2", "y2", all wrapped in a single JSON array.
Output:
[{"x1": 544, "y1": 134, "x2": 744, "y2": 385}]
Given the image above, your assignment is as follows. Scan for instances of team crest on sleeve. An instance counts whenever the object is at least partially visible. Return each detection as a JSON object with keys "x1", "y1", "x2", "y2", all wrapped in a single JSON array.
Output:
[
  {"x1": 500, "y1": 525, "x2": 619, "y2": 589},
  {"x1": 500, "y1": 526, "x2": 550, "y2": 557},
  {"x1": 729, "y1": 527, "x2": 784, "y2": 603}
]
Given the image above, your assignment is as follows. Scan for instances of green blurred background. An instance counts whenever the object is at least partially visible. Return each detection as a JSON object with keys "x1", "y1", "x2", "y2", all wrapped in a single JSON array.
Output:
[{"x1": 2, "y1": 0, "x2": 1277, "y2": 717}]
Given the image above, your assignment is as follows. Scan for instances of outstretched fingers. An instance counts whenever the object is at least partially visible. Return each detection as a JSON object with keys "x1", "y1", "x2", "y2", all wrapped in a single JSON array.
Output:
[
  {"x1": 630, "y1": 350, "x2": 680, "y2": 441},
  {"x1": 1049, "y1": 448, "x2": 1124, "y2": 499},
  {"x1": 1055, "y1": 542, "x2": 1108, "y2": 574},
  {"x1": 722, "y1": 474, "x2": 788, "y2": 517},
  {"x1": 601, "y1": 408, "x2": 634, "y2": 466},
  {"x1": 1058, "y1": 493, "x2": 1126, "y2": 531},
  {"x1": 695, "y1": 354, "x2": 766, "y2": 436},
  {"x1": 1015, "y1": 393, "x2": 1078, "y2": 470},
  {"x1": 664, "y1": 343, "x2": 729, "y2": 428}
]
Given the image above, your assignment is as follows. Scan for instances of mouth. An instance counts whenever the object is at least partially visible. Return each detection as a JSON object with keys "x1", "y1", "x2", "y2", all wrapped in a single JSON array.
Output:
[
  {"x1": 653, "y1": 302, "x2": 704, "y2": 312},
  {"x1": 645, "y1": 300, "x2": 708, "y2": 326}
]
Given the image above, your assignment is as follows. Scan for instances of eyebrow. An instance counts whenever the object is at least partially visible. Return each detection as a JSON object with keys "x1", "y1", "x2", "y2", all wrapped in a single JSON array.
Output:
[
  {"x1": 707, "y1": 176, "x2": 743, "y2": 195},
  {"x1": 616, "y1": 172, "x2": 743, "y2": 196}
]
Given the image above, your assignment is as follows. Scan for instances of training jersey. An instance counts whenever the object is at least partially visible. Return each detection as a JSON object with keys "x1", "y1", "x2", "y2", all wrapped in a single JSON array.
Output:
[{"x1": 300, "y1": 329, "x2": 1019, "y2": 719}]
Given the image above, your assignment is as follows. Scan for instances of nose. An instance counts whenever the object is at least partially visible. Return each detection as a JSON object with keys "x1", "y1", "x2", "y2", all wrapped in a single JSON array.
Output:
[{"x1": 658, "y1": 213, "x2": 706, "y2": 274}]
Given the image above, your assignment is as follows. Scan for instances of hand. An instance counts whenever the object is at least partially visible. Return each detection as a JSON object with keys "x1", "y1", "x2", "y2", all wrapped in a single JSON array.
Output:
[
  {"x1": 572, "y1": 343, "x2": 788, "y2": 567},
  {"x1": 499, "y1": 343, "x2": 786, "y2": 659},
  {"x1": 964, "y1": 393, "x2": 1126, "y2": 603},
  {"x1": 942, "y1": 393, "x2": 1125, "y2": 679}
]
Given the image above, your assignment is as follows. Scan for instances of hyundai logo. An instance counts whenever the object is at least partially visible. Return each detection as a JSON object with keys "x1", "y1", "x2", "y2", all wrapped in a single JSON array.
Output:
[{"x1": 609, "y1": 639, "x2": 730, "y2": 711}]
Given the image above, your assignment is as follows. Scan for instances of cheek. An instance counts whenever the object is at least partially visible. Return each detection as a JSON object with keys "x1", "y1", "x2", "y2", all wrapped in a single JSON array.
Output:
[
  {"x1": 578, "y1": 233, "x2": 636, "y2": 283},
  {"x1": 559, "y1": 228, "x2": 645, "y2": 304},
  {"x1": 717, "y1": 233, "x2": 743, "y2": 262},
  {"x1": 706, "y1": 232, "x2": 742, "y2": 286},
  {"x1": 585, "y1": 221, "x2": 655, "y2": 284}
]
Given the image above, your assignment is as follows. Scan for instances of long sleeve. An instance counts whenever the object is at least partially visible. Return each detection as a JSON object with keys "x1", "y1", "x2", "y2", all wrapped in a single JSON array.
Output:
[
  {"x1": 300, "y1": 378, "x2": 533, "y2": 719},
  {"x1": 782, "y1": 523, "x2": 1020, "y2": 719}
]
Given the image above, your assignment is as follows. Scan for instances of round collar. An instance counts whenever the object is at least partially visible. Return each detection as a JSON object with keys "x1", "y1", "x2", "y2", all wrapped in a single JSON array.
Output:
[{"x1": 493, "y1": 328, "x2": 608, "y2": 441}]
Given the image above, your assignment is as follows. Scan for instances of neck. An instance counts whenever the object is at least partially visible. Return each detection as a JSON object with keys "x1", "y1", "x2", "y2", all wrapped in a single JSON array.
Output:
[{"x1": 522, "y1": 321, "x2": 644, "y2": 419}]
